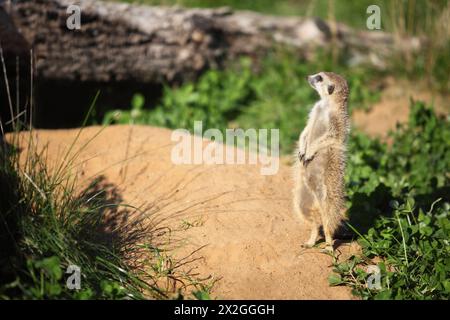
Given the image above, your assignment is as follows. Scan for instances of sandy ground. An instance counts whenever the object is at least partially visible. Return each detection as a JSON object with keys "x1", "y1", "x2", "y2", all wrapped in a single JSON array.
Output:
[
  {"x1": 9, "y1": 125, "x2": 359, "y2": 300},
  {"x1": 352, "y1": 77, "x2": 449, "y2": 140}
]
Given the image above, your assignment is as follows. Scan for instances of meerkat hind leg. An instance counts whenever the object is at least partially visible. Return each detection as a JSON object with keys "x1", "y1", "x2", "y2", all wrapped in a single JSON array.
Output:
[
  {"x1": 302, "y1": 222, "x2": 320, "y2": 248},
  {"x1": 319, "y1": 207, "x2": 335, "y2": 253},
  {"x1": 310, "y1": 182, "x2": 334, "y2": 252}
]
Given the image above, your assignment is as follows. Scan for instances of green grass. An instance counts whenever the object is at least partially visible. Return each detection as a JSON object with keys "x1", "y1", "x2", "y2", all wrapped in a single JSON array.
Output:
[
  {"x1": 0, "y1": 103, "x2": 212, "y2": 300},
  {"x1": 1, "y1": 124, "x2": 146, "y2": 299},
  {"x1": 329, "y1": 197, "x2": 449, "y2": 299}
]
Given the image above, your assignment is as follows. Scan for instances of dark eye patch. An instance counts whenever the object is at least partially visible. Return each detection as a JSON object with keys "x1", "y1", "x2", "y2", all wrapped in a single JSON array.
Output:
[{"x1": 315, "y1": 75, "x2": 323, "y2": 82}]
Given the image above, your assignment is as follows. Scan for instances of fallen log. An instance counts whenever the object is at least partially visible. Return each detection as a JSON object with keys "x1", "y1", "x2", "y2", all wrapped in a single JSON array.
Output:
[{"x1": 1, "y1": 0, "x2": 422, "y2": 84}]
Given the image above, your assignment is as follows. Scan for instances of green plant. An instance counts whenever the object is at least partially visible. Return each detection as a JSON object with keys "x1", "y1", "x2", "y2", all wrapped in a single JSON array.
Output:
[
  {"x1": 330, "y1": 198, "x2": 449, "y2": 300},
  {"x1": 0, "y1": 103, "x2": 150, "y2": 299},
  {"x1": 0, "y1": 93, "x2": 210, "y2": 300}
]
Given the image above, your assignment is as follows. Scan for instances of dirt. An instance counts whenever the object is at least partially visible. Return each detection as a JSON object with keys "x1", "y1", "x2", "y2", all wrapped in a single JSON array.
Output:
[
  {"x1": 9, "y1": 126, "x2": 359, "y2": 300},
  {"x1": 352, "y1": 77, "x2": 449, "y2": 140}
]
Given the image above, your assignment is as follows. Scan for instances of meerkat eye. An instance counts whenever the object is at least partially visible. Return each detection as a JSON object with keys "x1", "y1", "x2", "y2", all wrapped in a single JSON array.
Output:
[
  {"x1": 327, "y1": 84, "x2": 335, "y2": 95},
  {"x1": 316, "y1": 75, "x2": 323, "y2": 82}
]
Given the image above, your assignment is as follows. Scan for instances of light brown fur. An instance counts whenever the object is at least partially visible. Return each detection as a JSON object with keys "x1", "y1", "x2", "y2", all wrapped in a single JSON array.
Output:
[{"x1": 292, "y1": 72, "x2": 350, "y2": 252}]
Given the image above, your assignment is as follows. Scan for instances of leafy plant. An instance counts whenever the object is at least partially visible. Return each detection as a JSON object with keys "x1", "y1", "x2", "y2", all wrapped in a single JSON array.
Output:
[{"x1": 330, "y1": 198, "x2": 449, "y2": 300}]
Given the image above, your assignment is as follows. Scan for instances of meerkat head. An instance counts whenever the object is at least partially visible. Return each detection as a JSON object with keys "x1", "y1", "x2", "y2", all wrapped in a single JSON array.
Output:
[{"x1": 307, "y1": 72, "x2": 349, "y2": 105}]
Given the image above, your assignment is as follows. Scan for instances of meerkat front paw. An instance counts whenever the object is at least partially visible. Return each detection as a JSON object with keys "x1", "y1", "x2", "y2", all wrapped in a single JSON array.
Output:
[
  {"x1": 302, "y1": 155, "x2": 314, "y2": 166},
  {"x1": 298, "y1": 151, "x2": 305, "y2": 162}
]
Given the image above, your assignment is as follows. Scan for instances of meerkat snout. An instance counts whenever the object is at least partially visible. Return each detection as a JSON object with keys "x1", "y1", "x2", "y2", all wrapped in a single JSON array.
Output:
[
  {"x1": 307, "y1": 72, "x2": 331, "y2": 98},
  {"x1": 307, "y1": 74, "x2": 323, "y2": 87},
  {"x1": 306, "y1": 72, "x2": 348, "y2": 100}
]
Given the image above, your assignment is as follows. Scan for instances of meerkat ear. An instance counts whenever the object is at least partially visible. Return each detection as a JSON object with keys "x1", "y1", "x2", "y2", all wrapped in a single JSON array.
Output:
[{"x1": 327, "y1": 84, "x2": 335, "y2": 95}]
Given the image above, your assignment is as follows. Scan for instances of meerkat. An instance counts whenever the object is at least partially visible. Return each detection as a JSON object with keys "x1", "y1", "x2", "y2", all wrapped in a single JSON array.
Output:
[{"x1": 292, "y1": 71, "x2": 350, "y2": 252}]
